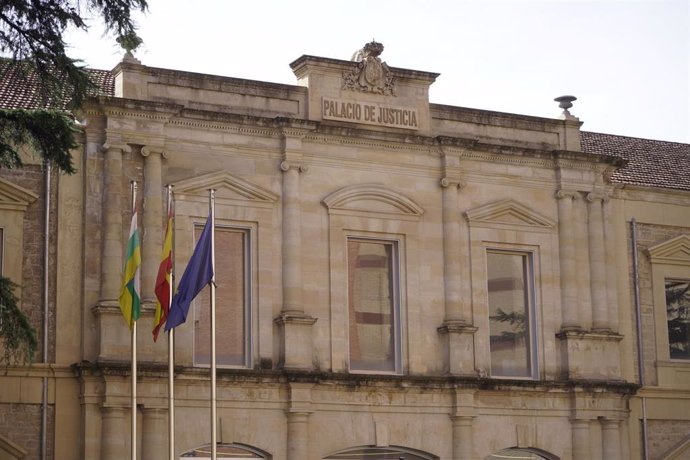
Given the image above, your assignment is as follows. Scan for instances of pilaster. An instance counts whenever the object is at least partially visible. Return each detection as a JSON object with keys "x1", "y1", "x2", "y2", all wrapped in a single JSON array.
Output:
[
  {"x1": 602, "y1": 195, "x2": 620, "y2": 332},
  {"x1": 571, "y1": 419, "x2": 591, "y2": 460},
  {"x1": 286, "y1": 383, "x2": 313, "y2": 460},
  {"x1": 450, "y1": 388, "x2": 476, "y2": 460},
  {"x1": 556, "y1": 189, "x2": 580, "y2": 330},
  {"x1": 587, "y1": 193, "x2": 609, "y2": 331},
  {"x1": 275, "y1": 125, "x2": 317, "y2": 370},
  {"x1": 100, "y1": 406, "x2": 128, "y2": 460},
  {"x1": 141, "y1": 407, "x2": 167, "y2": 460},
  {"x1": 601, "y1": 418, "x2": 621, "y2": 460},
  {"x1": 140, "y1": 145, "x2": 166, "y2": 304},
  {"x1": 100, "y1": 142, "x2": 129, "y2": 303},
  {"x1": 438, "y1": 149, "x2": 477, "y2": 376}
]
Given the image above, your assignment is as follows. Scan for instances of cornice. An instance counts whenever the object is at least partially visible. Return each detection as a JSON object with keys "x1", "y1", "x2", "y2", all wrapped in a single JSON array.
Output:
[
  {"x1": 303, "y1": 131, "x2": 437, "y2": 155},
  {"x1": 94, "y1": 95, "x2": 183, "y2": 120},
  {"x1": 70, "y1": 361, "x2": 639, "y2": 395},
  {"x1": 615, "y1": 185, "x2": 690, "y2": 206},
  {"x1": 170, "y1": 118, "x2": 279, "y2": 138}
]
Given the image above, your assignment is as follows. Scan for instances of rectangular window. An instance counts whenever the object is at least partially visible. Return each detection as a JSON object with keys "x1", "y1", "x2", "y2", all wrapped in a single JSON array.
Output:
[
  {"x1": 347, "y1": 238, "x2": 400, "y2": 373},
  {"x1": 195, "y1": 226, "x2": 250, "y2": 367},
  {"x1": 666, "y1": 279, "x2": 690, "y2": 360},
  {"x1": 487, "y1": 250, "x2": 536, "y2": 378},
  {"x1": 0, "y1": 227, "x2": 3, "y2": 275}
]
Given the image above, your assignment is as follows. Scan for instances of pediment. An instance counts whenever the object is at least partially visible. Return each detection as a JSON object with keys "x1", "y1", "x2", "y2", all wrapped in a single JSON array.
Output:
[
  {"x1": 647, "y1": 235, "x2": 690, "y2": 266},
  {"x1": 322, "y1": 184, "x2": 424, "y2": 220},
  {"x1": 173, "y1": 171, "x2": 278, "y2": 208},
  {"x1": 0, "y1": 177, "x2": 39, "y2": 212},
  {"x1": 466, "y1": 199, "x2": 555, "y2": 230}
]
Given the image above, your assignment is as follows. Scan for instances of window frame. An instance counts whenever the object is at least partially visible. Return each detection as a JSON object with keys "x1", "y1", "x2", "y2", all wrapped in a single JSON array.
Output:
[
  {"x1": 645, "y1": 234, "x2": 690, "y2": 387},
  {"x1": 485, "y1": 248, "x2": 539, "y2": 379},
  {"x1": 346, "y1": 236, "x2": 403, "y2": 375},
  {"x1": 192, "y1": 223, "x2": 253, "y2": 369},
  {"x1": 664, "y1": 278, "x2": 690, "y2": 361}
]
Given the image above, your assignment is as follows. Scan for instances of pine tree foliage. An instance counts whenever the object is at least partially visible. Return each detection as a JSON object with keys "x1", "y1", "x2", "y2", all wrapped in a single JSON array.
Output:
[
  {"x1": 0, "y1": 0, "x2": 147, "y2": 172},
  {"x1": 0, "y1": 108, "x2": 79, "y2": 172},
  {"x1": 0, "y1": 0, "x2": 146, "y2": 364},
  {"x1": 0, "y1": 276, "x2": 36, "y2": 365}
]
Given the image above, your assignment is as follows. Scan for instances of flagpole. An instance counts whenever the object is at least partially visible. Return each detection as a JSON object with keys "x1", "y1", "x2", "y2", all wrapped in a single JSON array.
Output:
[
  {"x1": 167, "y1": 185, "x2": 175, "y2": 460},
  {"x1": 209, "y1": 188, "x2": 217, "y2": 460},
  {"x1": 130, "y1": 181, "x2": 138, "y2": 460}
]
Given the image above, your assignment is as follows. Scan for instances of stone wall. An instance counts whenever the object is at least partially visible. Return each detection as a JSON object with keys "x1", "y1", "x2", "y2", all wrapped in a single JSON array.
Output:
[
  {"x1": 648, "y1": 419, "x2": 690, "y2": 460},
  {"x1": 628, "y1": 221, "x2": 690, "y2": 385},
  {"x1": 3, "y1": 164, "x2": 59, "y2": 363},
  {"x1": 0, "y1": 403, "x2": 54, "y2": 459}
]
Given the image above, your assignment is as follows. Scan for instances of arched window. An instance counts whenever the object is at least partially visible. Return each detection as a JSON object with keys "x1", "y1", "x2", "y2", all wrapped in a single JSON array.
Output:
[
  {"x1": 324, "y1": 445, "x2": 437, "y2": 460},
  {"x1": 485, "y1": 447, "x2": 559, "y2": 460},
  {"x1": 180, "y1": 442, "x2": 270, "y2": 459}
]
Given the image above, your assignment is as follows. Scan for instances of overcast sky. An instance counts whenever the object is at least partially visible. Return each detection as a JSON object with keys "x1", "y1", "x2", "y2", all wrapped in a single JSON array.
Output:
[{"x1": 65, "y1": 0, "x2": 689, "y2": 143}]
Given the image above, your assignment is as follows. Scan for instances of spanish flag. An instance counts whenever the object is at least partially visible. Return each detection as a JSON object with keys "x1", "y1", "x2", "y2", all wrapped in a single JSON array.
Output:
[
  {"x1": 153, "y1": 201, "x2": 173, "y2": 341},
  {"x1": 119, "y1": 207, "x2": 141, "y2": 328}
]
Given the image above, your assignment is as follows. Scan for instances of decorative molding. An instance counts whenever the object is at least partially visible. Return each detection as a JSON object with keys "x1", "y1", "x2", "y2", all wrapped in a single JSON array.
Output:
[
  {"x1": 173, "y1": 170, "x2": 278, "y2": 208},
  {"x1": 586, "y1": 192, "x2": 606, "y2": 203},
  {"x1": 556, "y1": 189, "x2": 579, "y2": 201},
  {"x1": 465, "y1": 199, "x2": 556, "y2": 230},
  {"x1": 0, "y1": 177, "x2": 39, "y2": 212},
  {"x1": 280, "y1": 160, "x2": 308, "y2": 173},
  {"x1": 140, "y1": 145, "x2": 167, "y2": 159},
  {"x1": 170, "y1": 119, "x2": 280, "y2": 137},
  {"x1": 440, "y1": 177, "x2": 465, "y2": 189},
  {"x1": 101, "y1": 142, "x2": 132, "y2": 154},
  {"x1": 647, "y1": 234, "x2": 690, "y2": 266},
  {"x1": 437, "y1": 320, "x2": 478, "y2": 335},
  {"x1": 322, "y1": 183, "x2": 425, "y2": 219}
]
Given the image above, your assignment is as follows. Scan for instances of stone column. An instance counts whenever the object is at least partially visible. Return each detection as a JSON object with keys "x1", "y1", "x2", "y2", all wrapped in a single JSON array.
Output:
[
  {"x1": 281, "y1": 160, "x2": 305, "y2": 315},
  {"x1": 603, "y1": 196, "x2": 620, "y2": 332},
  {"x1": 587, "y1": 193, "x2": 609, "y2": 331},
  {"x1": 141, "y1": 146, "x2": 165, "y2": 303},
  {"x1": 556, "y1": 190, "x2": 580, "y2": 329},
  {"x1": 451, "y1": 416, "x2": 474, "y2": 460},
  {"x1": 571, "y1": 419, "x2": 590, "y2": 460},
  {"x1": 100, "y1": 144, "x2": 128, "y2": 302},
  {"x1": 441, "y1": 177, "x2": 464, "y2": 323},
  {"x1": 142, "y1": 407, "x2": 167, "y2": 460},
  {"x1": 286, "y1": 412, "x2": 310, "y2": 460},
  {"x1": 438, "y1": 172, "x2": 477, "y2": 375},
  {"x1": 601, "y1": 419, "x2": 621, "y2": 460},
  {"x1": 101, "y1": 406, "x2": 127, "y2": 460},
  {"x1": 274, "y1": 126, "x2": 316, "y2": 369}
]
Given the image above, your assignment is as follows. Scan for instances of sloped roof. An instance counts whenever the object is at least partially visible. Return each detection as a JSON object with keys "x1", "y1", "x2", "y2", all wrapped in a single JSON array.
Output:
[
  {"x1": 0, "y1": 60, "x2": 688, "y2": 193},
  {"x1": 0, "y1": 59, "x2": 113, "y2": 110},
  {"x1": 581, "y1": 131, "x2": 690, "y2": 192}
]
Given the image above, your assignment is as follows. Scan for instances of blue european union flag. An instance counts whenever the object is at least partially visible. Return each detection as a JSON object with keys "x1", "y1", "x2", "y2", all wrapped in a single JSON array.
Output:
[{"x1": 165, "y1": 216, "x2": 214, "y2": 331}]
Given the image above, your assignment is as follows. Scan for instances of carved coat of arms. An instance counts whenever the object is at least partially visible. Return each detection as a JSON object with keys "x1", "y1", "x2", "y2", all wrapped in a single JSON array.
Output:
[{"x1": 343, "y1": 41, "x2": 395, "y2": 95}]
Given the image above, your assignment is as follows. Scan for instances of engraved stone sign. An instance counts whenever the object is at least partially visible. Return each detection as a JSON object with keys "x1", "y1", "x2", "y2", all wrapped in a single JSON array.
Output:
[{"x1": 322, "y1": 97, "x2": 418, "y2": 130}]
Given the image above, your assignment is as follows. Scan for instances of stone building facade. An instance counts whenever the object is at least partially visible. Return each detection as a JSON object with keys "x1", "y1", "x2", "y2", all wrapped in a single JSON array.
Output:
[{"x1": 0, "y1": 43, "x2": 689, "y2": 459}]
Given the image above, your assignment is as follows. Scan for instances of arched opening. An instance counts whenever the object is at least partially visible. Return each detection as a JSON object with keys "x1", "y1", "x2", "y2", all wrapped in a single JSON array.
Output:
[
  {"x1": 485, "y1": 447, "x2": 559, "y2": 460},
  {"x1": 324, "y1": 445, "x2": 437, "y2": 460},
  {"x1": 180, "y1": 442, "x2": 270, "y2": 459}
]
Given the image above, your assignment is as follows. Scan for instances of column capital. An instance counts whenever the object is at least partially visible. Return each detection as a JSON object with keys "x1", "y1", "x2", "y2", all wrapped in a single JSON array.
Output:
[
  {"x1": 556, "y1": 189, "x2": 579, "y2": 200},
  {"x1": 440, "y1": 177, "x2": 465, "y2": 189},
  {"x1": 586, "y1": 192, "x2": 607, "y2": 203},
  {"x1": 141, "y1": 145, "x2": 167, "y2": 159},
  {"x1": 280, "y1": 160, "x2": 308, "y2": 173},
  {"x1": 101, "y1": 142, "x2": 131, "y2": 154}
]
